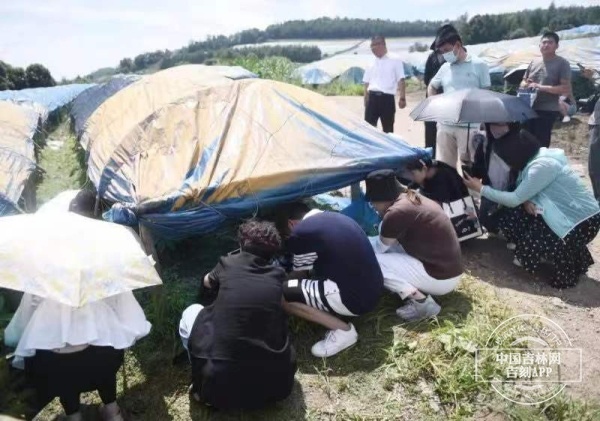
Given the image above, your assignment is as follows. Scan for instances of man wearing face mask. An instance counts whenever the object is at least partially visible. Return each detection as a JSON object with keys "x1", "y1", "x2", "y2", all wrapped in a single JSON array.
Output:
[
  {"x1": 427, "y1": 25, "x2": 491, "y2": 168},
  {"x1": 520, "y1": 32, "x2": 572, "y2": 148},
  {"x1": 363, "y1": 35, "x2": 407, "y2": 133},
  {"x1": 423, "y1": 33, "x2": 447, "y2": 157}
]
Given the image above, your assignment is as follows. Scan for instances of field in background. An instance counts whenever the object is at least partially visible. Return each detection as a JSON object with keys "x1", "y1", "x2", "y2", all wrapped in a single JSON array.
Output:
[{"x1": 234, "y1": 37, "x2": 432, "y2": 56}]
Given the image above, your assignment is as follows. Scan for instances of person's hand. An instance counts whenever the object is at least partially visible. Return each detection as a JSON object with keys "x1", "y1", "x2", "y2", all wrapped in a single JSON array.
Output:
[
  {"x1": 398, "y1": 97, "x2": 406, "y2": 109},
  {"x1": 463, "y1": 173, "x2": 483, "y2": 193},
  {"x1": 523, "y1": 201, "x2": 537, "y2": 216},
  {"x1": 527, "y1": 81, "x2": 540, "y2": 90}
]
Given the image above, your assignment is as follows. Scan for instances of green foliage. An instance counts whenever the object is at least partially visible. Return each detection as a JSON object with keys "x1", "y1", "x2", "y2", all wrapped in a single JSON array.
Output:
[
  {"x1": 24, "y1": 63, "x2": 56, "y2": 88},
  {"x1": 8, "y1": 67, "x2": 27, "y2": 89},
  {"x1": 138, "y1": 274, "x2": 196, "y2": 347},
  {"x1": 217, "y1": 45, "x2": 321, "y2": 63},
  {"x1": 223, "y1": 55, "x2": 300, "y2": 83},
  {"x1": 461, "y1": 5, "x2": 600, "y2": 44},
  {"x1": 507, "y1": 28, "x2": 529, "y2": 39},
  {"x1": 0, "y1": 358, "x2": 33, "y2": 419},
  {"x1": 35, "y1": 124, "x2": 87, "y2": 205},
  {"x1": 0, "y1": 61, "x2": 12, "y2": 90},
  {"x1": 409, "y1": 42, "x2": 430, "y2": 52},
  {"x1": 311, "y1": 81, "x2": 364, "y2": 96},
  {"x1": 119, "y1": 58, "x2": 134, "y2": 73},
  {"x1": 501, "y1": 395, "x2": 600, "y2": 420},
  {"x1": 132, "y1": 49, "x2": 172, "y2": 71},
  {"x1": 265, "y1": 17, "x2": 442, "y2": 39},
  {"x1": 106, "y1": 5, "x2": 599, "y2": 77},
  {"x1": 0, "y1": 61, "x2": 55, "y2": 91}
]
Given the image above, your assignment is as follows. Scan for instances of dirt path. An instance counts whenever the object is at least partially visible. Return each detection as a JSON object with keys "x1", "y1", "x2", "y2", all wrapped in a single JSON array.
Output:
[{"x1": 329, "y1": 93, "x2": 600, "y2": 403}]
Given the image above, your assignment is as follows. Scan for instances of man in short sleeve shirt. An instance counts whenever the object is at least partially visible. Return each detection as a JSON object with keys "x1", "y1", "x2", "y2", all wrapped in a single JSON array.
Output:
[
  {"x1": 428, "y1": 25, "x2": 491, "y2": 168},
  {"x1": 521, "y1": 32, "x2": 572, "y2": 147},
  {"x1": 280, "y1": 203, "x2": 384, "y2": 358},
  {"x1": 363, "y1": 35, "x2": 407, "y2": 133}
]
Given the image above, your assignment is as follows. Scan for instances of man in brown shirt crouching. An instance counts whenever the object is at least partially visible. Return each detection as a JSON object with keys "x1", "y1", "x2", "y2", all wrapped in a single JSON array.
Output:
[{"x1": 365, "y1": 169, "x2": 463, "y2": 321}]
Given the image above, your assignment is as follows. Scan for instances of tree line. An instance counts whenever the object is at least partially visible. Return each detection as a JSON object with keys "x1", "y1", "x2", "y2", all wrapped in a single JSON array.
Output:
[
  {"x1": 0, "y1": 61, "x2": 55, "y2": 91},
  {"x1": 117, "y1": 45, "x2": 322, "y2": 74},
  {"x1": 459, "y1": 4, "x2": 600, "y2": 44},
  {"x1": 111, "y1": 4, "x2": 599, "y2": 77}
]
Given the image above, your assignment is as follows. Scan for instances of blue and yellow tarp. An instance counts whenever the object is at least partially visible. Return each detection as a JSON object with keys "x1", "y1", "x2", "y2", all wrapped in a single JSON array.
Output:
[
  {"x1": 82, "y1": 65, "x2": 428, "y2": 239},
  {"x1": 0, "y1": 102, "x2": 40, "y2": 215}
]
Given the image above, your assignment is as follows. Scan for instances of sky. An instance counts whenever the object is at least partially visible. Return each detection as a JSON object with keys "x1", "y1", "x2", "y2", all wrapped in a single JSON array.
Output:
[{"x1": 0, "y1": 0, "x2": 595, "y2": 80}]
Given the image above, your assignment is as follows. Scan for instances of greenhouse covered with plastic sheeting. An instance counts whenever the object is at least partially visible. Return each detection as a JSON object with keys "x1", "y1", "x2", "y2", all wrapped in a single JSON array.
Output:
[
  {"x1": 70, "y1": 75, "x2": 140, "y2": 138},
  {"x1": 80, "y1": 66, "x2": 429, "y2": 239},
  {"x1": 0, "y1": 84, "x2": 94, "y2": 115},
  {"x1": 0, "y1": 102, "x2": 41, "y2": 216}
]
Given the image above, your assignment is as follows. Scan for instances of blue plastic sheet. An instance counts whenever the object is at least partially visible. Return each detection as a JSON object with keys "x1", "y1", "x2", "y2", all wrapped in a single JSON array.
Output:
[
  {"x1": 0, "y1": 84, "x2": 94, "y2": 114},
  {"x1": 70, "y1": 75, "x2": 139, "y2": 137}
]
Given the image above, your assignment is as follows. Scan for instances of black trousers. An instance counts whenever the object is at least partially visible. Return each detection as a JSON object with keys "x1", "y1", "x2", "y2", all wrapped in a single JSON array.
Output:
[
  {"x1": 25, "y1": 346, "x2": 124, "y2": 415},
  {"x1": 365, "y1": 92, "x2": 395, "y2": 133},
  {"x1": 525, "y1": 110, "x2": 560, "y2": 147},
  {"x1": 424, "y1": 121, "x2": 437, "y2": 158}
]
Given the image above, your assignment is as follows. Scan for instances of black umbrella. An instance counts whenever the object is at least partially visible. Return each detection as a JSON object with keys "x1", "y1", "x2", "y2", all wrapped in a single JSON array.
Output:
[
  {"x1": 410, "y1": 88, "x2": 538, "y2": 124},
  {"x1": 503, "y1": 65, "x2": 528, "y2": 85}
]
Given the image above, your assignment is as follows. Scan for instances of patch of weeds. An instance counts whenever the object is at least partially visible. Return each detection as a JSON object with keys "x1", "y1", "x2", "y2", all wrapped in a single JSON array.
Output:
[
  {"x1": 0, "y1": 357, "x2": 34, "y2": 418},
  {"x1": 497, "y1": 395, "x2": 600, "y2": 421},
  {"x1": 381, "y1": 275, "x2": 512, "y2": 419},
  {"x1": 136, "y1": 269, "x2": 197, "y2": 356},
  {"x1": 36, "y1": 120, "x2": 87, "y2": 206}
]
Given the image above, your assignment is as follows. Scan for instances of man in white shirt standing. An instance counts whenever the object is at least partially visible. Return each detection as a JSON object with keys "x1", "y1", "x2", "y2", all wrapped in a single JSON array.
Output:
[{"x1": 363, "y1": 36, "x2": 406, "y2": 133}]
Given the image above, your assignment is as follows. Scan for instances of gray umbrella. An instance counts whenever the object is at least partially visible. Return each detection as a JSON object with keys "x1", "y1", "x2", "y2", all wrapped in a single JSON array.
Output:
[{"x1": 410, "y1": 88, "x2": 538, "y2": 124}]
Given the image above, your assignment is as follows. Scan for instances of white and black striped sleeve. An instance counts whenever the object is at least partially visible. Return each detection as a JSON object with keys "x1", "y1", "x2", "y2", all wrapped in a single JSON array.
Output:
[{"x1": 292, "y1": 252, "x2": 317, "y2": 271}]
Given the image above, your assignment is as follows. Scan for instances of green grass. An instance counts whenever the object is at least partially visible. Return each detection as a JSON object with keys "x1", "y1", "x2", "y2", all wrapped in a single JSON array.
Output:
[
  {"x1": 11, "y1": 271, "x2": 596, "y2": 421},
  {"x1": 35, "y1": 120, "x2": 87, "y2": 206}
]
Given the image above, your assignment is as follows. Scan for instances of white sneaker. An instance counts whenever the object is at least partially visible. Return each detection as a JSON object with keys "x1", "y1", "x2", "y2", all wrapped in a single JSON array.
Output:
[
  {"x1": 396, "y1": 295, "x2": 441, "y2": 321},
  {"x1": 513, "y1": 258, "x2": 522, "y2": 267},
  {"x1": 562, "y1": 116, "x2": 571, "y2": 123},
  {"x1": 507, "y1": 242, "x2": 516, "y2": 251},
  {"x1": 311, "y1": 324, "x2": 358, "y2": 358}
]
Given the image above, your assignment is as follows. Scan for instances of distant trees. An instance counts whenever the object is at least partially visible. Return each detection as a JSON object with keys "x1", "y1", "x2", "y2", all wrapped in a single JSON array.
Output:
[
  {"x1": 264, "y1": 17, "x2": 443, "y2": 39},
  {"x1": 216, "y1": 46, "x2": 321, "y2": 63},
  {"x1": 106, "y1": 4, "x2": 600, "y2": 77},
  {"x1": 157, "y1": 45, "x2": 321, "y2": 71},
  {"x1": 25, "y1": 64, "x2": 56, "y2": 88},
  {"x1": 8, "y1": 67, "x2": 28, "y2": 90},
  {"x1": 118, "y1": 58, "x2": 134, "y2": 73},
  {"x1": 461, "y1": 4, "x2": 600, "y2": 44},
  {"x1": 507, "y1": 28, "x2": 529, "y2": 39},
  {"x1": 409, "y1": 42, "x2": 430, "y2": 53},
  {"x1": 0, "y1": 61, "x2": 55, "y2": 91}
]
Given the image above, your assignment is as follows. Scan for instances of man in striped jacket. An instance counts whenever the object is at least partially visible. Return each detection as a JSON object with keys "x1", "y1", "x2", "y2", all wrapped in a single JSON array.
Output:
[{"x1": 279, "y1": 202, "x2": 384, "y2": 358}]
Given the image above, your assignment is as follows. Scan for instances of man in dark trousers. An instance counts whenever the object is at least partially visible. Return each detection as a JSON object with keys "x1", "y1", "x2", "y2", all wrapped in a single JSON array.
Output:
[
  {"x1": 423, "y1": 26, "x2": 449, "y2": 157},
  {"x1": 362, "y1": 35, "x2": 407, "y2": 133},
  {"x1": 279, "y1": 203, "x2": 384, "y2": 358},
  {"x1": 520, "y1": 32, "x2": 572, "y2": 147}
]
